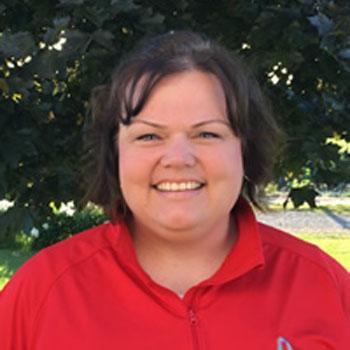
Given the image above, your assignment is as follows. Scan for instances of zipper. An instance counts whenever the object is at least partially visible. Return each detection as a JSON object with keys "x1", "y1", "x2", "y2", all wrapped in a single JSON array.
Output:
[{"x1": 188, "y1": 308, "x2": 200, "y2": 350}]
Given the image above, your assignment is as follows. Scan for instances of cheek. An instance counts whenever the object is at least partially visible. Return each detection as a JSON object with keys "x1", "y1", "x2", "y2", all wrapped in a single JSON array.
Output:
[
  {"x1": 117, "y1": 143, "x2": 138, "y2": 194},
  {"x1": 209, "y1": 143, "x2": 243, "y2": 176},
  {"x1": 118, "y1": 145, "x2": 156, "y2": 189},
  {"x1": 232, "y1": 147, "x2": 244, "y2": 173},
  {"x1": 228, "y1": 148, "x2": 244, "y2": 184},
  {"x1": 117, "y1": 143, "x2": 128, "y2": 184}
]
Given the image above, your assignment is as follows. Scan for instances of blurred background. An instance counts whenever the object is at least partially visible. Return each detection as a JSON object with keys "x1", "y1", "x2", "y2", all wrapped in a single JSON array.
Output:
[{"x1": 0, "y1": 0, "x2": 349, "y2": 287}]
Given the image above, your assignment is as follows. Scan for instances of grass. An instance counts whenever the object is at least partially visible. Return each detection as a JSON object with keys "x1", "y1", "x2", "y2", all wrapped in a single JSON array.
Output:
[
  {"x1": 0, "y1": 249, "x2": 35, "y2": 290},
  {"x1": 319, "y1": 204, "x2": 350, "y2": 216},
  {"x1": 263, "y1": 202, "x2": 350, "y2": 271},
  {"x1": 299, "y1": 234, "x2": 350, "y2": 271}
]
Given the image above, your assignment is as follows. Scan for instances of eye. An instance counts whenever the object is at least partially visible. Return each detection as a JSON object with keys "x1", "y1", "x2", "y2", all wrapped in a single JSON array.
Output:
[
  {"x1": 198, "y1": 131, "x2": 220, "y2": 139},
  {"x1": 135, "y1": 133, "x2": 160, "y2": 141}
]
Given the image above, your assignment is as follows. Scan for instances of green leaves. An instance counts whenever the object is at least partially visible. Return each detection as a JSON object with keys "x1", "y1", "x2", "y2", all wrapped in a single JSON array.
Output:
[
  {"x1": 0, "y1": 207, "x2": 33, "y2": 246},
  {"x1": 27, "y1": 51, "x2": 62, "y2": 79},
  {"x1": 62, "y1": 30, "x2": 91, "y2": 55},
  {"x1": 339, "y1": 49, "x2": 350, "y2": 60},
  {"x1": 0, "y1": 0, "x2": 349, "y2": 240},
  {"x1": 58, "y1": 0, "x2": 86, "y2": 5},
  {"x1": 91, "y1": 30, "x2": 115, "y2": 49},
  {"x1": 53, "y1": 16, "x2": 71, "y2": 28},
  {"x1": 308, "y1": 13, "x2": 333, "y2": 37},
  {"x1": 0, "y1": 4, "x2": 6, "y2": 14},
  {"x1": 0, "y1": 32, "x2": 37, "y2": 59},
  {"x1": 110, "y1": 0, "x2": 140, "y2": 12},
  {"x1": 0, "y1": 79, "x2": 9, "y2": 93}
]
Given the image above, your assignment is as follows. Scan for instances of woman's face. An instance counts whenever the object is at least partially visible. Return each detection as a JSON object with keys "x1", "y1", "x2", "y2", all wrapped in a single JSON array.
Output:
[{"x1": 118, "y1": 70, "x2": 243, "y2": 238}]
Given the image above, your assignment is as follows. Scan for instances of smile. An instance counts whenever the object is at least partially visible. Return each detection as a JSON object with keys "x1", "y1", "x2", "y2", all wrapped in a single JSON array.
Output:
[{"x1": 153, "y1": 181, "x2": 204, "y2": 192}]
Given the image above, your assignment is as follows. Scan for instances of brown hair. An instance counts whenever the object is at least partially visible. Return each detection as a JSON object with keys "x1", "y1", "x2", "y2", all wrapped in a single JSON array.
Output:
[{"x1": 83, "y1": 31, "x2": 281, "y2": 218}]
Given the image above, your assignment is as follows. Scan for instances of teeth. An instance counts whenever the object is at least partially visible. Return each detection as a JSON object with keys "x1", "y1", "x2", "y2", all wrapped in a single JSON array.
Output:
[{"x1": 155, "y1": 181, "x2": 203, "y2": 191}]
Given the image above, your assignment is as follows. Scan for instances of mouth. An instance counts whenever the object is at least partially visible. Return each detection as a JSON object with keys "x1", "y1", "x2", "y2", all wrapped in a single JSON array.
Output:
[{"x1": 152, "y1": 181, "x2": 205, "y2": 192}]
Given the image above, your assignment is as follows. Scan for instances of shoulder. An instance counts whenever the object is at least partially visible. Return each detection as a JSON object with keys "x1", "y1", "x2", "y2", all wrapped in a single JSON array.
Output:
[
  {"x1": 0, "y1": 221, "x2": 124, "y2": 308},
  {"x1": 258, "y1": 222, "x2": 347, "y2": 274},
  {"x1": 5, "y1": 222, "x2": 121, "y2": 289},
  {"x1": 0, "y1": 222, "x2": 125, "y2": 348},
  {"x1": 255, "y1": 222, "x2": 350, "y2": 345},
  {"x1": 258, "y1": 222, "x2": 350, "y2": 307}
]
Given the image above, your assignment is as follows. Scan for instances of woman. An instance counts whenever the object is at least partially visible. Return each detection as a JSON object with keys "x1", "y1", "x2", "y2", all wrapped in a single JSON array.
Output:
[{"x1": 1, "y1": 31, "x2": 349, "y2": 350}]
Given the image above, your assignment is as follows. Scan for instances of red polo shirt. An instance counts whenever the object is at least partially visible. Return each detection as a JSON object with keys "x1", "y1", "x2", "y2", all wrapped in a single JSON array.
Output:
[{"x1": 1, "y1": 199, "x2": 349, "y2": 349}]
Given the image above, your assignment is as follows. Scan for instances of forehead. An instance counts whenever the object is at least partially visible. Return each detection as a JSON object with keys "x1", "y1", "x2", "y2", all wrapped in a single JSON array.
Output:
[{"x1": 132, "y1": 70, "x2": 227, "y2": 123}]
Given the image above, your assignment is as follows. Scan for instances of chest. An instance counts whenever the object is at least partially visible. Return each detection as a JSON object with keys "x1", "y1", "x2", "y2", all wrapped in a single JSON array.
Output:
[{"x1": 31, "y1": 276, "x2": 346, "y2": 350}]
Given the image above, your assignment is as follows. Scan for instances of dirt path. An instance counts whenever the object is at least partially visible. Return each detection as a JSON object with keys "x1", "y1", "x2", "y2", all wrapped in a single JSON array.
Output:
[
  {"x1": 255, "y1": 196, "x2": 350, "y2": 235},
  {"x1": 256, "y1": 210, "x2": 350, "y2": 235}
]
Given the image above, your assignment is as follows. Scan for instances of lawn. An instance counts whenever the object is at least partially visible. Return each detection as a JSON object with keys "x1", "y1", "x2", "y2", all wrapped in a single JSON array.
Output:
[
  {"x1": 299, "y1": 235, "x2": 350, "y2": 271},
  {"x1": 0, "y1": 250, "x2": 35, "y2": 290},
  {"x1": 1, "y1": 234, "x2": 349, "y2": 290}
]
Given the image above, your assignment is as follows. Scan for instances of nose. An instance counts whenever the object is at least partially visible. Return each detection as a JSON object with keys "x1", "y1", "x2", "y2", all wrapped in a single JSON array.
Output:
[{"x1": 160, "y1": 135, "x2": 196, "y2": 168}]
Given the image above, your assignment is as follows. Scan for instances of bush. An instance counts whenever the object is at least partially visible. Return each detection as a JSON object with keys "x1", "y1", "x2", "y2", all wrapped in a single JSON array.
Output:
[{"x1": 32, "y1": 207, "x2": 107, "y2": 250}]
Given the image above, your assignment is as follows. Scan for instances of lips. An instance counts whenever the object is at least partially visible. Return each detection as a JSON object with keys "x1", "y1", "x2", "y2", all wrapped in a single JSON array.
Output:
[{"x1": 152, "y1": 181, "x2": 205, "y2": 192}]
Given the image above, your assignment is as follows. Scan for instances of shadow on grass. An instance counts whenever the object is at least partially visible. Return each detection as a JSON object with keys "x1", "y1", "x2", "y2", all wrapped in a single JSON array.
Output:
[{"x1": 321, "y1": 207, "x2": 350, "y2": 229}]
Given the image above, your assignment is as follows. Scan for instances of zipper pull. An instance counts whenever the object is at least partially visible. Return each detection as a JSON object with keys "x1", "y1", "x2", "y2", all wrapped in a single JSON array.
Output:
[{"x1": 188, "y1": 309, "x2": 198, "y2": 326}]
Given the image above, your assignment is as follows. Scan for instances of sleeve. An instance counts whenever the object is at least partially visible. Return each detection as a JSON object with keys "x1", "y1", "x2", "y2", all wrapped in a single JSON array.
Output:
[{"x1": 0, "y1": 256, "x2": 45, "y2": 350}]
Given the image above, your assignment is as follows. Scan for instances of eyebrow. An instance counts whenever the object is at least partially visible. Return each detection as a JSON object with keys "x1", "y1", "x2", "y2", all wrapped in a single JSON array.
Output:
[{"x1": 130, "y1": 118, "x2": 231, "y2": 129}]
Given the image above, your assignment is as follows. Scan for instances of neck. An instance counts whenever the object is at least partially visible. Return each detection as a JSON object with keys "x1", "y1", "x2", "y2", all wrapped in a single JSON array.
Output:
[{"x1": 128, "y1": 215, "x2": 237, "y2": 296}]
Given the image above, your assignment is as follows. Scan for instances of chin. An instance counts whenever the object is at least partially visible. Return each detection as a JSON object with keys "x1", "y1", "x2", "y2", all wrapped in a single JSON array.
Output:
[{"x1": 155, "y1": 215, "x2": 202, "y2": 232}]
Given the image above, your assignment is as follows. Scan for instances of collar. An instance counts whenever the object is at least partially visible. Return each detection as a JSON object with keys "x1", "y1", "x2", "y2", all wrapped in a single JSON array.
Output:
[
  {"x1": 201, "y1": 197, "x2": 265, "y2": 286},
  {"x1": 111, "y1": 197, "x2": 265, "y2": 288}
]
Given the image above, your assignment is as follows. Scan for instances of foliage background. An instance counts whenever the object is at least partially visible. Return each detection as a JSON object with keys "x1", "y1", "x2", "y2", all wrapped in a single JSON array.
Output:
[{"x1": 0, "y1": 0, "x2": 349, "y2": 243}]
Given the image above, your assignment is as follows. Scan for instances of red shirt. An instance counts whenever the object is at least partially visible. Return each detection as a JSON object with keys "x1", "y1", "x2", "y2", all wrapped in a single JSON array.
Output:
[{"x1": 1, "y1": 200, "x2": 349, "y2": 349}]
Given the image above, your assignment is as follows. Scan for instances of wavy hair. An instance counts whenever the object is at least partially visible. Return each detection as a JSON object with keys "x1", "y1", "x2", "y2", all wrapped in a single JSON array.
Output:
[{"x1": 83, "y1": 31, "x2": 281, "y2": 219}]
